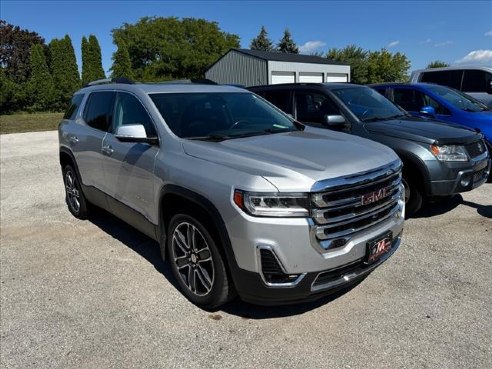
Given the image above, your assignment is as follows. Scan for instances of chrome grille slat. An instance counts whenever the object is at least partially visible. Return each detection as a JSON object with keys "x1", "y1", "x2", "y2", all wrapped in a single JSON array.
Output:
[
  {"x1": 313, "y1": 177, "x2": 401, "y2": 210},
  {"x1": 313, "y1": 190, "x2": 401, "y2": 225},
  {"x1": 310, "y1": 160, "x2": 403, "y2": 245},
  {"x1": 316, "y1": 204, "x2": 400, "y2": 241},
  {"x1": 316, "y1": 198, "x2": 399, "y2": 228}
]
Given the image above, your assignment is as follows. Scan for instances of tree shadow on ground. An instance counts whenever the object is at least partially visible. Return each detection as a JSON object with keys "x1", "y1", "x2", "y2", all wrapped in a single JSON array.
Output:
[{"x1": 87, "y1": 208, "x2": 359, "y2": 318}]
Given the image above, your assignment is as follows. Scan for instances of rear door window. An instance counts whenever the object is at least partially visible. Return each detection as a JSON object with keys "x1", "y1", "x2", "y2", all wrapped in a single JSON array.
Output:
[
  {"x1": 263, "y1": 90, "x2": 292, "y2": 114},
  {"x1": 420, "y1": 70, "x2": 463, "y2": 90},
  {"x1": 83, "y1": 91, "x2": 115, "y2": 132},
  {"x1": 462, "y1": 70, "x2": 490, "y2": 92}
]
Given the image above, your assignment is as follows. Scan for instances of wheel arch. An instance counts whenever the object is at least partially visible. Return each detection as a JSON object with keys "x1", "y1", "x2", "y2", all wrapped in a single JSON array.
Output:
[
  {"x1": 158, "y1": 185, "x2": 238, "y2": 271},
  {"x1": 394, "y1": 149, "x2": 431, "y2": 195}
]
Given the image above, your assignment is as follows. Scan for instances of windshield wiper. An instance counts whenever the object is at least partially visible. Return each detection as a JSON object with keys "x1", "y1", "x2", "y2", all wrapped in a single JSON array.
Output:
[
  {"x1": 362, "y1": 114, "x2": 407, "y2": 122},
  {"x1": 263, "y1": 127, "x2": 297, "y2": 133},
  {"x1": 187, "y1": 134, "x2": 231, "y2": 142}
]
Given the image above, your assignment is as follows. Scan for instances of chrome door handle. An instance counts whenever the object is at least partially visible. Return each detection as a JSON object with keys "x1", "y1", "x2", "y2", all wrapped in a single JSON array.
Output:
[
  {"x1": 102, "y1": 145, "x2": 114, "y2": 156},
  {"x1": 69, "y1": 136, "x2": 79, "y2": 145}
]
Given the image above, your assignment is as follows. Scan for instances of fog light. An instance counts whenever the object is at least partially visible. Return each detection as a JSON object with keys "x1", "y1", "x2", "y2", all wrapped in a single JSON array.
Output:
[{"x1": 460, "y1": 175, "x2": 472, "y2": 187}]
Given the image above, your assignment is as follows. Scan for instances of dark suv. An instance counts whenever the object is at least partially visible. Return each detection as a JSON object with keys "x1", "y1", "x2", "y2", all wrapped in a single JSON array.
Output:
[{"x1": 249, "y1": 83, "x2": 490, "y2": 215}]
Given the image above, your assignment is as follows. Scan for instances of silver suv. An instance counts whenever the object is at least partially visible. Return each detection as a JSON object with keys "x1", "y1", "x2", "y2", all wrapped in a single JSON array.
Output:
[{"x1": 59, "y1": 79, "x2": 405, "y2": 308}]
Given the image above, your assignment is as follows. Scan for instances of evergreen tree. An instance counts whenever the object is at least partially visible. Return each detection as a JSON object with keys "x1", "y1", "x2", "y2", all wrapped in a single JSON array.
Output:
[
  {"x1": 277, "y1": 29, "x2": 299, "y2": 54},
  {"x1": 89, "y1": 35, "x2": 105, "y2": 80},
  {"x1": 110, "y1": 41, "x2": 133, "y2": 79},
  {"x1": 28, "y1": 44, "x2": 55, "y2": 111},
  {"x1": 49, "y1": 35, "x2": 80, "y2": 109},
  {"x1": 81, "y1": 34, "x2": 105, "y2": 84},
  {"x1": 81, "y1": 36, "x2": 90, "y2": 84},
  {"x1": 250, "y1": 26, "x2": 274, "y2": 51}
]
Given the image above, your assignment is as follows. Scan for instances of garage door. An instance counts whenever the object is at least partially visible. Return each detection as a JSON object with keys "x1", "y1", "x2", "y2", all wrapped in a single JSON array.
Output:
[
  {"x1": 299, "y1": 73, "x2": 323, "y2": 83},
  {"x1": 326, "y1": 73, "x2": 348, "y2": 82},
  {"x1": 271, "y1": 72, "x2": 295, "y2": 84}
]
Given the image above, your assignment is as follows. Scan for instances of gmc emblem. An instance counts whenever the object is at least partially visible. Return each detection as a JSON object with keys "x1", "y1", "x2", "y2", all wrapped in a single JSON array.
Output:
[{"x1": 361, "y1": 188, "x2": 388, "y2": 205}]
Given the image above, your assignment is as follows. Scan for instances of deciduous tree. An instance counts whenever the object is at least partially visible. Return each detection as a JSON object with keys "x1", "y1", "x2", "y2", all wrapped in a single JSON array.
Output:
[
  {"x1": 367, "y1": 49, "x2": 410, "y2": 83},
  {"x1": 427, "y1": 60, "x2": 449, "y2": 68},
  {"x1": 111, "y1": 16, "x2": 240, "y2": 81},
  {"x1": 0, "y1": 20, "x2": 46, "y2": 83},
  {"x1": 327, "y1": 45, "x2": 369, "y2": 84}
]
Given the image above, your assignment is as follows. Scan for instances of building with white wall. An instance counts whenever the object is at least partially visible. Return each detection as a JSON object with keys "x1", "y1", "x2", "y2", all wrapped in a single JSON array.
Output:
[{"x1": 205, "y1": 49, "x2": 350, "y2": 87}]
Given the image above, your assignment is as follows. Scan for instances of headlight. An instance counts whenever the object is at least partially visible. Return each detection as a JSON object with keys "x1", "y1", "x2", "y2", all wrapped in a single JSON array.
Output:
[
  {"x1": 430, "y1": 144, "x2": 468, "y2": 162},
  {"x1": 234, "y1": 190, "x2": 310, "y2": 217}
]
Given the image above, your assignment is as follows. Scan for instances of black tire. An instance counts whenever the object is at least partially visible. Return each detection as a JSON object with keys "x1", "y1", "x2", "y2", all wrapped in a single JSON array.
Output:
[
  {"x1": 167, "y1": 213, "x2": 232, "y2": 309},
  {"x1": 62, "y1": 164, "x2": 89, "y2": 219},
  {"x1": 402, "y1": 173, "x2": 423, "y2": 217}
]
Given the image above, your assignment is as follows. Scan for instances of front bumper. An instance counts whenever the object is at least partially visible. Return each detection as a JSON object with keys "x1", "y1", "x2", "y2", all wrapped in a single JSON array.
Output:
[
  {"x1": 234, "y1": 232, "x2": 402, "y2": 306},
  {"x1": 428, "y1": 152, "x2": 491, "y2": 196}
]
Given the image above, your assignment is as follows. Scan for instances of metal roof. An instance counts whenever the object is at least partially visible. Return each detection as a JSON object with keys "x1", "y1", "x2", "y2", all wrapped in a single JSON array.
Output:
[{"x1": 232, "y1": 48, "x2": 345, "y2": 65}]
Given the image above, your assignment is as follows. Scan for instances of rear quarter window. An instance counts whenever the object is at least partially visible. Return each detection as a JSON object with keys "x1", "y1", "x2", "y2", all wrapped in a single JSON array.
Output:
[
  {"x1": 420, "y1": 70, "x2": 463, "y2": 90},
  {"x1": 462, "y1": 70, "x2": 491, "y2": 92},
  {"x1": 63, "y1": 94, "x2": 84, "y2": 120}
]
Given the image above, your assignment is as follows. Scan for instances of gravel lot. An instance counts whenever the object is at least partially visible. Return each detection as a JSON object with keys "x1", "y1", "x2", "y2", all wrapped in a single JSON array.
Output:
[{"x1": 1, "y1": 131, "x2": 491, "y2": 369}]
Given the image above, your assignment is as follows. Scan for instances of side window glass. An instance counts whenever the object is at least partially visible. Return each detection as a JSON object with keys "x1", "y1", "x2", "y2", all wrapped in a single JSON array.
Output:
[
  {"x1": 462, "y1": 70, "x2": 487, "y2": 92},
  {"x1": 83, "y1": 91, "x2": 115, "y2": 132},
  {"x1": 421, "y1": 70, "x2": 462, "y2": 90},
  {"x1": 422, "y1": 94, "x2": 451, "y2": 115},
  {"x1": 295, "y1": 91, "x2": 338, "y2": 123},
  {"x1": 393, "y1": 89, "x2": 418, "y2": 111},
  {"x1": 64, "y1": 94, "x2": 84, "y2": 120},
  {"x1": 264, "y1": 90, "x2": 292, "y2": 114},
  {"x1": 113, "y1": 93, "x2": 156, "y2": 137}
]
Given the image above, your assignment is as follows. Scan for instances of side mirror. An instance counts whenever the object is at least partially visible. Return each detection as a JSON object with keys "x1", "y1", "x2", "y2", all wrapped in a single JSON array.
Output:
[
  {"x1": 420, "y1": 106, "x2": 436, "y2": 118},
  {"x1": 323, "y1": 114, "x2": 346, "y2": 126},
  {"x1": 115, "y1": 124, "x2": 158, "y2": 145}
]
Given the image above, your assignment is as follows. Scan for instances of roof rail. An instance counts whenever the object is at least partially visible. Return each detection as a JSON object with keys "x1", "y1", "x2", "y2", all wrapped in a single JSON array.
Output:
[
  {"x1": 160, "y1": 78, "x2": 217, "y2": 85},
  {"x1": 84, "y1": 77, "x2": 135, "y2": 87}
]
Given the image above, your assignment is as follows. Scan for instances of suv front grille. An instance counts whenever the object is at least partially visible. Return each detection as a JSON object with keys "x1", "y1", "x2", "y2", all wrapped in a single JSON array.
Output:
[
  {"x1": 311, "y1": 161, "x2": 402, "y2": 245},
  {"x1": 466, "y1": 140, "x2": 486, "y2": 158}
]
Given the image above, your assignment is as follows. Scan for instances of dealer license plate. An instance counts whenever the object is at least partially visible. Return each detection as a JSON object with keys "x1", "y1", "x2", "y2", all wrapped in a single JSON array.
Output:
[{"x1": 365, "y1": 231, "x2": 393, "y2": 264}]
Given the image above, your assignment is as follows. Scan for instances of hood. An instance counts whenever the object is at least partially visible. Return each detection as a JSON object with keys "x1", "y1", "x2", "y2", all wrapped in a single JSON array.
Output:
[
  {"x1": 182, "y1": 127, "x2": 398, "y2": 192},
  {"x1": 364, "y1": 117, "x2": 480, "y2": 145}
]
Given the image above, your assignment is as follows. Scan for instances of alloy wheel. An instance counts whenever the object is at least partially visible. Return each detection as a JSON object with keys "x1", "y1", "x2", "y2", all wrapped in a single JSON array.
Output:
[
  {"x1": 65, "y1": 170, "x2": 81, "y2": 214},
  {"x1": 171, "y1": 222, "x2": 214, "y2": 296}
]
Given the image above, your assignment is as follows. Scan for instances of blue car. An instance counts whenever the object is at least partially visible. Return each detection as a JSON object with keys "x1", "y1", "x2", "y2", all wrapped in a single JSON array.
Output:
[{"x1": 371, "y1": 83, "x2": 492, "y2": 150}]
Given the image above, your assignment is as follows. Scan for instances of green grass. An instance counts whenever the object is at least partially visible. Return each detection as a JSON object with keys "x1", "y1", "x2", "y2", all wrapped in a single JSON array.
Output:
[{"x1": 0, "y1": 112, "x2": 63, "y2": 134}]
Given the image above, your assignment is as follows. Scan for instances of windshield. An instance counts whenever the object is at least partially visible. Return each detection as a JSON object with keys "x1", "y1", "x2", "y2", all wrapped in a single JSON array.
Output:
[
  {"x1": 425, "y1": 84, "x2": 488, "y2": 112},
  {"x1": 332, "y1": 86, "x2": 405, "y2": 122},
  {"x1": 149, "y1": 92, "x2": 298, "y2": 140}
]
